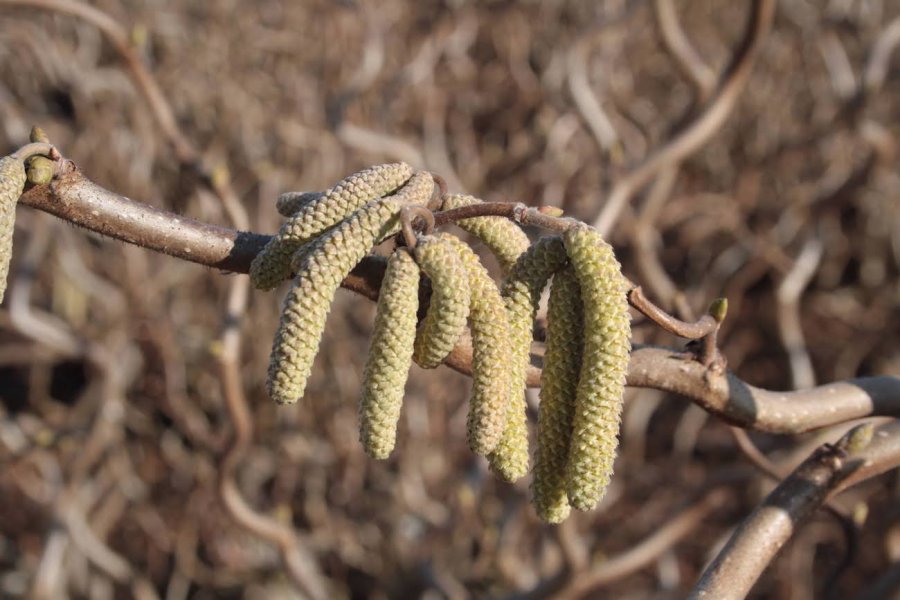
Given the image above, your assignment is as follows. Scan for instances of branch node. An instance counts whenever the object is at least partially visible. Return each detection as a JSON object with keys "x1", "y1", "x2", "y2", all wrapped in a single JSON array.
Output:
[
  {"x1": 511, "y1": 203, "x2": 529, "y2": 224},
  {"x1": 399, "y1": 205, "x2": 435, "y2": 249}
]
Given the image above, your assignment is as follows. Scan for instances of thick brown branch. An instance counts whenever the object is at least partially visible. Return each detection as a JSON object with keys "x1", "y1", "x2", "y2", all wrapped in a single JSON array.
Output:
[
  {"x1": 17, "y1": 170, "x2": 900, "y2": 434},
  {"x1": 689, "y1": 421, "x2": 900, "y2": 599},
  {"x1": 627, "y1": 347, "x2": 900, "y2": 433}
]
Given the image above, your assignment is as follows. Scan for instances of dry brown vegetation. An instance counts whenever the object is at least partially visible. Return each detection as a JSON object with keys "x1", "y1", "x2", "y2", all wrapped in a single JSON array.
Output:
[{"x1": 1, "y1": 1, "x2": 899, "y2": 598}]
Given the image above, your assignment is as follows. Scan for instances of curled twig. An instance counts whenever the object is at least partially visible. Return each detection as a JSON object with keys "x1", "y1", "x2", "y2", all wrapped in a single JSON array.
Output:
[
  {"x1": 653, "y1": 0, "x2": 716, "y2": 100},
  {"x1": 629, "y1": 286, "x2": 717, "y2": 340},
  {"x1": 399, "y1": 204, "x2": 435, "y2": 249},
  {"x1": 593, "y1": 0, "x2": 776, "y2": 236}
]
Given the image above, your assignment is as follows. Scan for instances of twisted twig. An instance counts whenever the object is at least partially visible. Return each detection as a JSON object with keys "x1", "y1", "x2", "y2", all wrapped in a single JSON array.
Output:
[{"x1": 593, "y1": 0, "x2": 776, "y2": 235}]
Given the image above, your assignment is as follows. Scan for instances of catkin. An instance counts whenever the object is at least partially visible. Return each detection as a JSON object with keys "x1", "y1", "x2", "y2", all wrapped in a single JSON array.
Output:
[
  {"x1": 532, "y1": 266, "x2": 584, "y2": 523},
  {"x1": 251, "y1": 162, "x2": 414, "y2": 290},
  {"x1": 0, "y1": 155, "x2": 26, "y2": 303},
  {"x1": 563, "y1": 225, "x2": 631, "y2": 511},
  {"x1": 359, "y1": 248, "x2": 420, "y2": 459},
  {"x1": 440, "y1": 194, "x2": 530, "y2": 274},
  {"x1": 488, "y1": 236, "x2": 569, "y2": 482},
  {"x1": 412, "y1": 235, "x2": 471, "y2": 369},
  {"x1": 267, "y1": 197, "x2": 408, "y2": 404},
  {"x1": 439, "y1": 233, "x2": 512, "y2": 456}
]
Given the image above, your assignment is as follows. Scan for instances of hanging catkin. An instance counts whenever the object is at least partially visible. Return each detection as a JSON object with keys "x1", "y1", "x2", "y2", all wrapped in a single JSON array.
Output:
[
  {"x1": 488, "y1": 236, "x2": 569, "y2": 482},
  {"x1": 359, "y1": 248, "x2": 420, "y2": 459},
  {"x1": 267, "y1": 172, "x2": 433, "y2": 404},
  {"x1": 411, "y1": 235, "x2": 471, "y2": 369},
  {"x1": 269, "y1": 198, "x2": 409, "y2": 405},
  {"x1": 532, "y1": 266, "x2": 584, "y2": 523},
  {"x1": 440, "y1": 194, "x2": 530, "y2": 274},
  {"x1": 439, "y1": 233, "x2": 512, "y2": 456},
  {"x1": 0, "y1": 155, "x2": 26, "y2": 303},
  {"x1": 563, "y1": 225, "x2": 631, "y2": 511},
  {"x1": 251, "y1": 163, "x2": 414, "y2": 290}
]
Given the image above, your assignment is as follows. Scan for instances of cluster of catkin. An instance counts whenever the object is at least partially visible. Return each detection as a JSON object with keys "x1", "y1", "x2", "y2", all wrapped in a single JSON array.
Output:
[{"x1": 252, "y1": 164, "x2": 631, "y2": 523}]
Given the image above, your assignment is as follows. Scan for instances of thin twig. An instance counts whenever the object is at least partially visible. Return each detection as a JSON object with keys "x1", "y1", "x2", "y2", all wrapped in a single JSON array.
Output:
[
  {"x1": 10, "y1": 141, "x2": 56, "y2": 161},
  {"x1": 863, "y1": 15, "x2": 900, "y2": 93},
  {"x1": 776, "y1": 235, "x2": 824, "y2": 390},
  {"x1": 628, "y1": 286, "x2": 717, "y2": 340},
  {"x1": 632, "y1": 167, "x2": 681, "y2": 309},
  {"x1": 566, "y1": 36, "x2": 621, "y2": 154},
  {"x1": 400, "y1": 205, "x2": 435, "y2": 248},
  {"x1": 730, "y1": 427, "x2": 783, "y2": 482},
  {"x1": 215, "y1": 276, "x2": 328, "y2": 599},
  {"x1": 0, "y1": 0, "x2": 247, "y2": 227},
  {"x1": 593, "y1": 0, "x2": 776, "y2": 236},
  {"x1": 653, "y1": 0, "x2": 716, "y2": 100},
  {"x1": 555, "y1": 488, "x2": 730, "y2": 599},
  {"x1": 433, "y1": 201, "x2": 577, "y2": 233}
]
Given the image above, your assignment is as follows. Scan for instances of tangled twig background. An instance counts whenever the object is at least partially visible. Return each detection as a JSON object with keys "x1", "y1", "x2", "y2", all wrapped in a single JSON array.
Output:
[{"x1": 1, "y1": 1, "x2": 899, "y2": 599}]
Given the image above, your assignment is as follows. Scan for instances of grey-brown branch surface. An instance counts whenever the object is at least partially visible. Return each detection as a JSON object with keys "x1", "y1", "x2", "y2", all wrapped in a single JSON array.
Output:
[
  {"x1": 690, "y1": 420, "x2": 900, "y2": 599},
  {"x1": 17, "y1": 162, "x2": 900, "y2": 435}
]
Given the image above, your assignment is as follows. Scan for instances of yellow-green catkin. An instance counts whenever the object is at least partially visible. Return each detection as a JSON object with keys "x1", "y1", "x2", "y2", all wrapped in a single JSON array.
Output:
[
  {"x1": 532, "y1": 266, "x2": 584, "y2": 523},
  {"x1": 489, "y1": 236, "x2": 569, "y2": 482},
  {"x1": 440, "y1": 193, "x2": 530, "y2": 274},
  {"x1": 563, "y1": 225, "x2": 631, "y2": 512},
  {"x1": 288, "y1": 172, "x2": 434, "y2": 275},
  {"x1": 0, "y1": 155, "x2": 26, "y2": 303},
  {"x1": 267, "y1": 197, "x2": 408, "y2": 405},
  {"x1": 439, "y1": 233, "x2": 511, "y2": 456},
  {"x1": 412, "y1": 235, "x2": 471, "y2": 369},
  {"x1": 251, "y1": 162, "x2": 414, "y2": 290},
  {"x1": 359, "y1": 248, "x2": 420, "y2": 459}
]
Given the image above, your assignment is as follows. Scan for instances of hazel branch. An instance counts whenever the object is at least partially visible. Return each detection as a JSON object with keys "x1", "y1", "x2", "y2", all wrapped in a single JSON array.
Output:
[
  {"x1": 433, "y1": 201, "x2": 577, "y2": 233},
  {"x1": 15, "y1": 163, "x2": 900, "y2": 435},
  {"x1": 689, "y1": 421, "x2": 900, "y2": 599}
]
